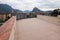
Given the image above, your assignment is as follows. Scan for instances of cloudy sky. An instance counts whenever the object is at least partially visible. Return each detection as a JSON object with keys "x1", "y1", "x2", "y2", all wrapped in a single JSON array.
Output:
[{"x1": 0, "y1": 0, "x2": 60, "y2": 11}]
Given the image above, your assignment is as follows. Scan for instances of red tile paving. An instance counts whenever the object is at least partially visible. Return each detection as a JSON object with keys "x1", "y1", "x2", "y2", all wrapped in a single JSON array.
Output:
[{"x1": 15, "y1": 18, "x2": 60, "y2": 40}]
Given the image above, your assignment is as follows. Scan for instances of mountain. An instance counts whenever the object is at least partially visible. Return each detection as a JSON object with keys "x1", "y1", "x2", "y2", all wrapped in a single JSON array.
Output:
[
  {"x1": 44, "y1": 10, "x2": 53, "y2": 14},
  {"x1": 45, "y1": 10, "x2": 53, "y2": 12},
  {"x1": 14, "y1": 9, "x2": 23, "y2": 13},
  {"x1": 23, "y1": 10, "x2": 31, "y2": 13},
  {"x1": 32, "y1": 7, "x2": 41, "y2": 12},
  {"x1": 0, "y1": 4, "x2": 13, "y2": 13}
]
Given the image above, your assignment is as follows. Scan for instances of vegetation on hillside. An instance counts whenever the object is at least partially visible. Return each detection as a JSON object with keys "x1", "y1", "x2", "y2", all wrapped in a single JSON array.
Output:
[{"x1": 51, "y1": 9, "x2": 60, "y2": 17}]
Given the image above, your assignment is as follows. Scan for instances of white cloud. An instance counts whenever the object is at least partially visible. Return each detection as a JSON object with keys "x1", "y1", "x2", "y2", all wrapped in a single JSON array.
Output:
[{"x1": 0, "y1": 0, "x2": 60, "y2": 10}]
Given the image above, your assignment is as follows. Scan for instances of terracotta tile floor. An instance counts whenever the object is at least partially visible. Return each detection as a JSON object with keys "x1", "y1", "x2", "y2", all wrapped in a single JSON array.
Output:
[{"x1": 15, "y1": 18, "x2": 60, "y2": 40}]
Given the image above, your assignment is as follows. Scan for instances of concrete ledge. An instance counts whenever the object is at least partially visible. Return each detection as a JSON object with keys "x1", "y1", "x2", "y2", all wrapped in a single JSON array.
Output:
[
  {"x1": 9, "y1": 16, "x2": 16, "y2": 40},
  {"x1": 0, "y1": 16, "x2": 16, "y2": 40}
]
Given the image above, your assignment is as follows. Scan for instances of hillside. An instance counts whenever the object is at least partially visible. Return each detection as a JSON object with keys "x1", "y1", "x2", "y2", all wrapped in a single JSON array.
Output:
[{"x1": 0, "y1": 4, "x2": 13, "y2": 13}]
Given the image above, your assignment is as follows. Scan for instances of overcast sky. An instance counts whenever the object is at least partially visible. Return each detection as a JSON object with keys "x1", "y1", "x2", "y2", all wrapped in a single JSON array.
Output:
[{"x1": 0, "y1": 0, "x2": 60, "y2": 11}]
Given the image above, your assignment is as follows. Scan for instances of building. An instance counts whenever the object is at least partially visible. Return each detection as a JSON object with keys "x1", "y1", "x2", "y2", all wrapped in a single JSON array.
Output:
[{"x1": 16, "y1": 12, "x2": 27, "y2": 20}]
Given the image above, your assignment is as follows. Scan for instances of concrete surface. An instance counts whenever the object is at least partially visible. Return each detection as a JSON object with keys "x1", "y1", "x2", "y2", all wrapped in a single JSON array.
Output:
[
  {"x1": 15, "y1": 18, "x2": 60, "y2": 40},
  {"x1": 37, "y1": 15, "x2": 60, "y2": 26}
]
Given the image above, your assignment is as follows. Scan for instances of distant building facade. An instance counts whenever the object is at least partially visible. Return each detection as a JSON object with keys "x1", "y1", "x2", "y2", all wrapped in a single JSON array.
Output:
[{"x1": 0, "y1": 13, "x2": 12, "y2": 21}]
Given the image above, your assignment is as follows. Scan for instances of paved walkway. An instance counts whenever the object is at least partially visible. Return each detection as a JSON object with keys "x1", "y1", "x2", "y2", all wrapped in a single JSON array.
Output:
[{"x1": 15, "y1": 18, "x2": 60, "y2": 40}]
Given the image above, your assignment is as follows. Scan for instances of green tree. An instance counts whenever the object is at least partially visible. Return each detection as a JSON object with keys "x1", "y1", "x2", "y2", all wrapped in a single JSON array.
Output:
[{"x1": 51, "y1": 9, "x2": 58, "y2": 17}]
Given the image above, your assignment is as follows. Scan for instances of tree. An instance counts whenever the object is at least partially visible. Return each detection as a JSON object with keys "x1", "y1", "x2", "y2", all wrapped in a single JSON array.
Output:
[{"x1": 51, "y1": 9, "x2": 58, "y2": 17}]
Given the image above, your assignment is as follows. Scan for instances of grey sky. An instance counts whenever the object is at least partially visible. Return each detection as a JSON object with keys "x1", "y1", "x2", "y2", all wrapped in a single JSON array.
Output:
[{"x1": 0, "y1": 0, "x2": 60, "y2": 11}]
